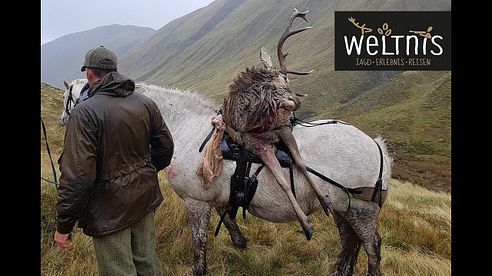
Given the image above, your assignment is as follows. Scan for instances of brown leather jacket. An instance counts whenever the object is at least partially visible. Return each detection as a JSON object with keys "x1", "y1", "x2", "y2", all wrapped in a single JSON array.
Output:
[{"x1": 56, "y1": 72, "x2": 174, "y2": 237}]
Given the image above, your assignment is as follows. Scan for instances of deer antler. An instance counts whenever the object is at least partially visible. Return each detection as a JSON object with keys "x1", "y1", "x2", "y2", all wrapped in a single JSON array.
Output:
[{"x1": 277, "y1": 8, "x2": 314, "y2": 76}]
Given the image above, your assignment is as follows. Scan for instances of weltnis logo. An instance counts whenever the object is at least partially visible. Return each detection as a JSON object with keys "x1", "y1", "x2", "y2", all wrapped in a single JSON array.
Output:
[{"x1": 335, "y1": 12, "x2": 451, "y2": 70}]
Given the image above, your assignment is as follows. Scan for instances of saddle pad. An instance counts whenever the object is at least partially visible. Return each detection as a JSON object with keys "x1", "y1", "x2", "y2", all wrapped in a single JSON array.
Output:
[{"x1": 220, "y1": 132, "x2": 292, "y2": 168}]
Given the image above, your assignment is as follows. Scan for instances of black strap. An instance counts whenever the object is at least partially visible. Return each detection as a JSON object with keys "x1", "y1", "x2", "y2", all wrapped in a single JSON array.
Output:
[
  {"x1": 41, "y1": 177, "x2": 59, "y2": 186},
  {"x1": 65, "y1": 85, "x2": 74, "y2": 116},
  {"x1": 375, "y1": 141, "x2": 384, "y2": 184},
  {"x1": 253, "y1": 165, "x2": 264, "y2": 177},
  {"x1": 199, "y1": 126, "x2": 215, "y2": 152},
  {"x1": 306, "y1": 165, "x2": 354, "y2": 218},
  {"x1": 371, "y1": 140, "x2": 384, "y2": 207},
  {"x1": 41, "y1": 118, "x2": 59, "y2": 188},
  {"x1": 242, "y1": 160, "x2": 253, "y2": 219},
  {"x1": 289, "y1": 165, "x2": 295, "y2": 199},
  {"x1": 306, "y1": 165, "x2": 360, "y2": 195},
  {"x1": 214, "y1": 209, "x2": 228, "y2": 236},
  {"x1": 198, "y1": 110, "x2": 223, "y2": 153}
]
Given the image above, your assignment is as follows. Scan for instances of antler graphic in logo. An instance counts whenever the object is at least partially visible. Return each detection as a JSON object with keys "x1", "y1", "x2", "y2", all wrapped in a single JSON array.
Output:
[{"x1": 348, "y1": 17, "x2": 372, "y2": 34}]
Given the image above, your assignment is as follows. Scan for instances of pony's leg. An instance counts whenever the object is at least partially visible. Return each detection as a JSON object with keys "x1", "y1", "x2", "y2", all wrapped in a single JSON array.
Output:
[
  {"x1": 278, "y1": 129, "x2": 333, "y2": 216},
  {"x1": 216, "y1": 207, "x2": 248, "y2": 249},
  {"x1": 185, "y1": 198, "x2": 211, "y2": 276},
  {"x1": 258, "y1": 144, "x2": 314, "y2": 240},
  {"x1": 346, "y1": 202, "x2": 382, "y2": 276},
  {"x1": 332, "y1": 212, "x2": 362, "y2": 276}
]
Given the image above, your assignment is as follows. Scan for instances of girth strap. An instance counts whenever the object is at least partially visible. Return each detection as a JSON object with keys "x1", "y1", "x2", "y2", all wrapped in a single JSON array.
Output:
[{"x1": 306, "y1": 166, "x2": 361, "y2": 195}]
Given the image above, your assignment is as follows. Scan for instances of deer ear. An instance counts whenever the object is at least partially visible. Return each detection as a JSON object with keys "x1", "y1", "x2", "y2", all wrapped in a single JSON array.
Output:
[
  {"x1": 63, "y1": 80, "x2": 70, "y2": 89},
  {"x1": 260, "y1": 46, "x2": 273, "y2": 69}
]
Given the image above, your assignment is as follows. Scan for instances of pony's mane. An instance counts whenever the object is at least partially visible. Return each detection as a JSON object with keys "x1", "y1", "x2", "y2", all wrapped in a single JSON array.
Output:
[
  {"x1": 136, "y1": 83, "x2": 218, "y2": 115},
  {"x1": 70, "y1": 79, "x2": 88, "y2": 87},
  {"x1": 65, "y1": 79, "x2": 218, "y2": 116}
]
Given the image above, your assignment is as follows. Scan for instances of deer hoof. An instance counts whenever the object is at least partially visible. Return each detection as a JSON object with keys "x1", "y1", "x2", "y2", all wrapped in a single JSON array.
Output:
[
  {"x1": 303, "y1": 224, "x2": 314, "y2": 240},
  {"x1": 320, "y1": 195, "x2": 332, "y2": 217}
]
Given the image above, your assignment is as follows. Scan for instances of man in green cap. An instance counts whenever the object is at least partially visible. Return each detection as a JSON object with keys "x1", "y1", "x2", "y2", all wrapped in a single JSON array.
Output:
[{"x1": 54, "y1": 46, "x2": 174, "y2": 276}]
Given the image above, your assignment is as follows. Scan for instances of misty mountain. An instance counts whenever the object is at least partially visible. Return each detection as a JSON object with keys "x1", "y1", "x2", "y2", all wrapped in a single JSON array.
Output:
[{"x1": 41, "y1": 24, "x2": 156, "y2": 88}]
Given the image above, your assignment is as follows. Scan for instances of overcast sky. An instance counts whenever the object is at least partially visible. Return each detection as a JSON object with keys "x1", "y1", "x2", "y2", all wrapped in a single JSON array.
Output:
[{"x1": 41, "y1": 0, "x2": 215, "y2": 45}]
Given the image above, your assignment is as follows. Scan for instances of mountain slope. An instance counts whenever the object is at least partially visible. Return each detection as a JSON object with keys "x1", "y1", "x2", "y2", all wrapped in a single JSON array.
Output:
[
  {"x1": 41, "y1": 24, "x2": 156, "y2": 88},
  {"x1": 119, "y1": 0, "x2": 450, "y2": 98},
  {"x1": 118, "y1": 0, "x2": 451, "y2": 191}
]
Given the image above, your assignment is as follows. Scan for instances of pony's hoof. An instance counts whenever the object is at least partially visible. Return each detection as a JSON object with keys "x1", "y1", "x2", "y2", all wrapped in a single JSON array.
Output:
[{"x1": 232, "y1": 236, "x2": 248, "y2": 250}]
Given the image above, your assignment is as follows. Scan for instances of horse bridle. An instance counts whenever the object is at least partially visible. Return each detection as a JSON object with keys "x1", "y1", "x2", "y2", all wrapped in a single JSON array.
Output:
[{"x1": 65, "y1": 85, "x2": 75, "y2": 116}]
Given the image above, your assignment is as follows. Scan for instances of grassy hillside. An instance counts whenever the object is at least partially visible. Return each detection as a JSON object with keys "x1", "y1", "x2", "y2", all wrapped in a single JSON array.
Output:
[
  {"x1": 118, "y1": 0, "x2": 452, "y2": 191},
  {"x1": 41, "y1": 83, "x2": 450, "y2": 275},
  {"x1": 41, "y1": 83, "x2": 65, "y2": 156}
]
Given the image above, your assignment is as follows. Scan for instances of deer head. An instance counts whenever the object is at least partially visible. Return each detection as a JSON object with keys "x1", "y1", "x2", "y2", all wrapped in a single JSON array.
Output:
[{"x1": 223, "y1": 9, "x2": 313, "y2": 133}]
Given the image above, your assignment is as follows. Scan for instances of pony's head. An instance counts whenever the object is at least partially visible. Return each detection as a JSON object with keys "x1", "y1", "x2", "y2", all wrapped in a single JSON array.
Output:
[{"x1": 61, "y1": 79, "x2": 88, "y2": 126}]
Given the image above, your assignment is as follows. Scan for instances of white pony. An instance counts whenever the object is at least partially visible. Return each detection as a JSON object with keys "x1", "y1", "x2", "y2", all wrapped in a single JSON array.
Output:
[{"x1": 61, "y1": 77, "x2": 391, "y2": 276}]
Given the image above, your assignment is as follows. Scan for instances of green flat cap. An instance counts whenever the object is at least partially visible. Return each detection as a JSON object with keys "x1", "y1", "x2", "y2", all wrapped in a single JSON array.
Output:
[{"x1": 81, "y1": 46, "x2": 118, "y2": 72}]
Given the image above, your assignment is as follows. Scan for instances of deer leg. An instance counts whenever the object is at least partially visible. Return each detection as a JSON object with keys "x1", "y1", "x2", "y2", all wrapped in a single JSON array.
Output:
[
  {"x1": 258, "y1": 144, "x2": 314, "y2": 240},
  {"x1": 185, "y1": 198, "x2": 211, "y2": 276},
  {"x1": 278, "y1": 129, "x2": 333, "y2": 217},
  {"x1": 215, "y1": 207, "x2": 248, "y2": 250}
]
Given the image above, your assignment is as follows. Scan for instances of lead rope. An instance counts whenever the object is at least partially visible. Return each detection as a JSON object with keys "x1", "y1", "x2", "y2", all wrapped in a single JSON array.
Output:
[{"x1": 41, "y1": 118, "x2": 59, "y2": 188}]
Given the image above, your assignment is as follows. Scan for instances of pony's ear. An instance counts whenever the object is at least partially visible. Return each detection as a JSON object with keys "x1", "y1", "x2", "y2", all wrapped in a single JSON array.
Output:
[
  {"x1": 63, "y1": 80, "x2": 70, "y2": 89},
  {"x1": 260, "y1": 46, "x2": 273, "y2": 69}
]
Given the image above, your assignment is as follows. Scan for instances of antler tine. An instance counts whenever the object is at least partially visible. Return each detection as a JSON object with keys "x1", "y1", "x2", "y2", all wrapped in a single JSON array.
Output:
[
  {"x1": 277, "y1": 9, "x2": 313, "y2": 75},
  {"x1": 287, "y1": 69, "x2": 314, "y2": 75}
]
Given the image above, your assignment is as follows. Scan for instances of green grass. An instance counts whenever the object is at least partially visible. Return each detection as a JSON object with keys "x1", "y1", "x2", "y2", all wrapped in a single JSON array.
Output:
[{"x1": 41, "y1": 83, "x2": 450, "y2": 275}]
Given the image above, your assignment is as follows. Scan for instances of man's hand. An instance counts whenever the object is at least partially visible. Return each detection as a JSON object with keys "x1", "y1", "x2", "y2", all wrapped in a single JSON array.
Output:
[{"x1": 54, "y1": 231, "x2": 73, "y2": 249}]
